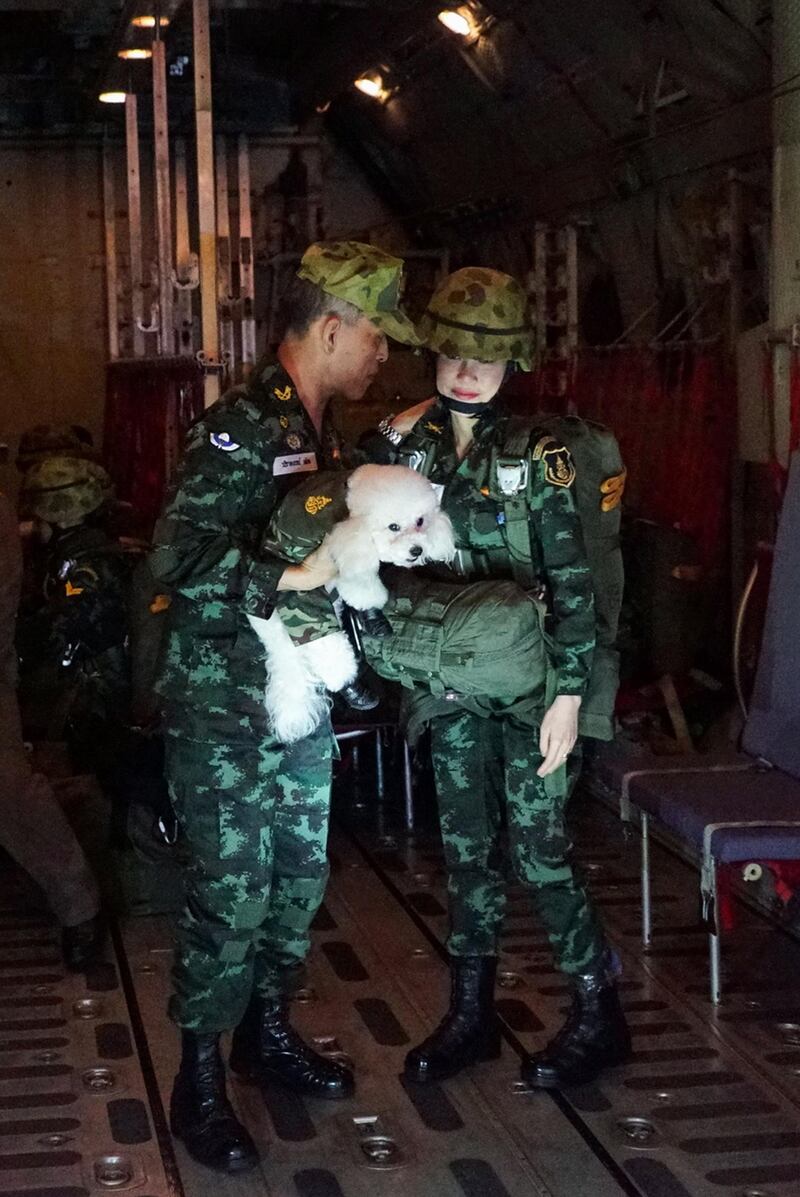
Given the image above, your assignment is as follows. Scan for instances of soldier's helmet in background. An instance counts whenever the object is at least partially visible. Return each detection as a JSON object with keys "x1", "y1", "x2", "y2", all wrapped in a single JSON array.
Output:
[
  {"x1": 298, "y1": 240, "x2": 420, "y2": 346},
  {"x1": 21, "y1": 455, "x2": 112, "y2": 528},
  {"x1": 16, "y1": 424, "x2": 97, "y2": 474},
  {"x1": 417, "y1": 267, "x2": 534, "y2": 370}
]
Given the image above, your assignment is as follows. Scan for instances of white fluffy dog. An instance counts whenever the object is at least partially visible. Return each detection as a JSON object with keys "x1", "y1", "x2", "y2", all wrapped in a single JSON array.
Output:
[{"x1": 247, "y1": 464, "x2": 455, "y2": 743}]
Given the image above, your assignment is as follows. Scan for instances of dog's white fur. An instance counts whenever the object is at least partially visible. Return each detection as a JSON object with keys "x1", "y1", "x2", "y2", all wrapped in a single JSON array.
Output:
[{"x1": 248, "y1": 464, "x2": 455, "y2": 743}]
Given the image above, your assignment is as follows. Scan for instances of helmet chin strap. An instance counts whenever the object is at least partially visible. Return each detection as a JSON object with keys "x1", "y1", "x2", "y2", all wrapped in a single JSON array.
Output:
[{"x1": 439, "y1": 393, "x2": 492, "y2": 417}]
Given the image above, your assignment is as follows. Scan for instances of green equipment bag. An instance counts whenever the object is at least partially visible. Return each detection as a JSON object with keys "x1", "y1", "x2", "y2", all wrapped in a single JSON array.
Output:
[
  {"x1": 364, "y1": 572, "x2": 551, "y2": 704},
  {"x1": 499, "y1": 413, "x2": 625, "y2": 741}
]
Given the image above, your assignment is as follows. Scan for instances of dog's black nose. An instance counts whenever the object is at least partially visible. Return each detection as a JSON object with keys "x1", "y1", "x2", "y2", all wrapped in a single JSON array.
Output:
[{"x1": 408, "y1": 545, "x2": 423, "y2": 559}]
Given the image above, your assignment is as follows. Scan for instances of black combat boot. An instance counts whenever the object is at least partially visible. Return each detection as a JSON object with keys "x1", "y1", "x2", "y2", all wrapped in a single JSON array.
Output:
[
  {"x1": 62, "y1": 913, "x2": 105, "y2": 972},
  {"x1": 230, "y1": 996, "x2": 355, "y2": 1099},
  {"x1": 169, "y1": 1031, "x2": 259, "y2": 1174},
  {"x1": 404, "y1": 956, "x2": 502, "y2": 1083},
  {"x1": 337, "y1": 602, "x2": 381, "y2": 710},
  {"x1": 357, "y1": 607, "x2": 393, "y2": 637},
  {"x1": 521, "y1": 956, "x2": 631, "y2": 1088},
  {"x1": 339, "y1": 671, "x2": 381, "y2": 711}
]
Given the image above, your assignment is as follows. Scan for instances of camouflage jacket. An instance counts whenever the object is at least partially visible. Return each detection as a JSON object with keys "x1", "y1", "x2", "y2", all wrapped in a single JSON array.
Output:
[
  {"x1": 149, "y1": 356, "x2": 344, "y2": 720},
  {"x1": 15, "y1": 523, "x2": 132, "y2": 724},
  {"x1": 391, "y1": 396, "x2": 596, "y2": 696}
]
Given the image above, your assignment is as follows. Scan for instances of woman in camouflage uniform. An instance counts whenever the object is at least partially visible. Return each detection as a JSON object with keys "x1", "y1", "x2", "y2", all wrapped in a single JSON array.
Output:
[{"x1": 372, "y1": 268, "x2": 630, "y2": 1090}]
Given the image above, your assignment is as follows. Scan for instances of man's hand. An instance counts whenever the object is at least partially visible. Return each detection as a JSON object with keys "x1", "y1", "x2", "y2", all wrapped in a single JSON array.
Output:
[
  {"x1": 390, "y1": 397, "x2": 437, "y2": 436},
  {"x1": 277, "y1": 543, "x2": 337, "y2": 593},
  {"x1": 537, "y1": 694, "x2": 581, "y2": 777}
]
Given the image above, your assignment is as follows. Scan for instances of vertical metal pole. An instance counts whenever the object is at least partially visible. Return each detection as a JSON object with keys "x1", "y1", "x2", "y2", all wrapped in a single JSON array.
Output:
[
  {"x1": 728, "y1": 169, "x2": 746, "y2": 634},
  {"x1": 771, "y1": 0, "x2": 800, "y2": 466},
  {"x1": 708, "y1": 856, "x2": 722, "y2": 1005},
  {"x1": 403, "y1": 739, "x2": 414, "y2": 831},
  {"x1": 238, "y1": 133, "x2": 257, "y2": 376},
  {"x1": 102, "y1": 143, "x2": 119, "y2": 361},
  {"x1": 194, "y1": 0, "x2": 220, "y2": 407},
  {"x1": 125, "y1": 95, "x2": 145, "y2": 357},
  {"x1": 215, "y1": 135, "x2": 234, "y2": 380},
  {"x1": 640, "y1": 812, "x2": 652, "y2": 947},
  {"x1": 374, "y1": 727, "x2": 385, "y2": 801},
  {"x1": 174, "y1": 138, "x2": 196, "y2": 356},
  {"x1": 152, "y1": 37, "x2": 174, "y2": 355}
]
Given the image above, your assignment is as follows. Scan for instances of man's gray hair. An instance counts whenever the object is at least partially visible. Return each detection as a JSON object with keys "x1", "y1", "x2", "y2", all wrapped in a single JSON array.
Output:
[{"x1": 277, "y1": 275, "x2": 362, "y2": 339}]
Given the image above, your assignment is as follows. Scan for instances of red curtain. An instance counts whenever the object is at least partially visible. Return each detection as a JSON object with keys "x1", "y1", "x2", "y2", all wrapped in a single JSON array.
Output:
[
  {"x1": 508, "y1": 346, "x2": 735, "y2": 563},
  {"x1": 104, "y1": 358, "x2": 204, "y2": 536}
]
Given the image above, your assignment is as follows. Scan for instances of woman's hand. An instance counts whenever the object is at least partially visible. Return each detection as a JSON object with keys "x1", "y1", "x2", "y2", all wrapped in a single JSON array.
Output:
[
  {"x1": 277, "y1": 543, "x2": 337, "y2": 593},
  {"x1": 390, "y1": 397, "x2": 437, "y2": 436},
  {"x1": 537, "y1": 694, "x2": 581, "y2": 777}
]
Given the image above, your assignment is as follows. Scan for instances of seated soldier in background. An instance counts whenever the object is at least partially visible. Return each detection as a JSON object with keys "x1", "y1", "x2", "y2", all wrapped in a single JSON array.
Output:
[{"x1": 0, "y1": 483, "x2": 103, "y2": 969}]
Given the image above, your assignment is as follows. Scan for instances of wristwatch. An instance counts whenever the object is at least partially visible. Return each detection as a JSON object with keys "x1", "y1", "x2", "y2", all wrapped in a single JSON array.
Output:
[{"x1": 378, "y1": 415, "x2": 403, "y2": 446}]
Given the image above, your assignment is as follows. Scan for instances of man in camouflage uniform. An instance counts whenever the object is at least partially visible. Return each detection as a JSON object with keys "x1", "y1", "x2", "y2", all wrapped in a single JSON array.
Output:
[
  {"x1": 1, "y1": 468, "x2": 104, "y2": 971},
  {"x1": 149, "y1": 241, "x2": 418, "y2": 1175},
  {"x1": 370, "y1": 267, "x2": 630, "y2": 1090}
]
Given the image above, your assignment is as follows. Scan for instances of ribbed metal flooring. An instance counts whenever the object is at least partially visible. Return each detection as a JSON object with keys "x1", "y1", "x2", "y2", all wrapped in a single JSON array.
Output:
[{"x1": 2, "y1": 773, "x2": 800, "y2": 1196}]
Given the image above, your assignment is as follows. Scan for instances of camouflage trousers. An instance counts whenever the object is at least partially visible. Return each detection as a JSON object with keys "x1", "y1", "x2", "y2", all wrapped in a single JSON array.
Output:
[
  {"x1": 163, "y1": 715, "x2": 334, "y2": 1033},
  {"x1": 430, "y1": 710, "x2": 605, "y2": 974}
]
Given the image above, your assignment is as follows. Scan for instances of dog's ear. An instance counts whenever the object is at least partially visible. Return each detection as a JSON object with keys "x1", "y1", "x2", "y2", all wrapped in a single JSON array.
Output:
[
  {"x1": 325, "y1": 516, "x2": 381, "y2": 577},
  {"x1": 422, "y1": 510, "x2": 457, "y2": 563}
]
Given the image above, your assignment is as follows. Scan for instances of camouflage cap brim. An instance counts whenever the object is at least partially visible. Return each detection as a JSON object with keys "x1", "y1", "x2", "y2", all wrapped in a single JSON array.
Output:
[{"x1": 369, "y1": 308, "x2": 421, "y2": 347}]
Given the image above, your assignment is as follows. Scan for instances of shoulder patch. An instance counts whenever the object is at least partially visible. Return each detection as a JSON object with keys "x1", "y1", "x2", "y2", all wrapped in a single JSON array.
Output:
[
  {"x1": 209, "y1": 431, "x2": 241, "y2": 452},
  {"x1": 542, "y1": 444, "x2": 576, "y2": 488},
  {"x1": 209, "y1": 430, "x2": 240, "y2": 450}
]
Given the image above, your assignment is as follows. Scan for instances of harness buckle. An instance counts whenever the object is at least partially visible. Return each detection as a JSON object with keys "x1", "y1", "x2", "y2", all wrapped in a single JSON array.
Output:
[
  {"x1": 402, "y1": 448, "x2": 428, "y2": 473},
  {"x1": 495, "y1": 456, "x2": 528, "y2": 496}
]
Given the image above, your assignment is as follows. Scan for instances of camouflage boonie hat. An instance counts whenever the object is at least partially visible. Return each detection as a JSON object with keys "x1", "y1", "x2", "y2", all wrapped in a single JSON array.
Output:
[
  {"x1": 417, "y1": 267, "x2": 533, "y2": 370},
  {"x1": 21, "y1": 455, "x2": 111, "y2": 527},
  {"x1": 16, "y1": 423, "x2": 95, "y2": 473},
  {"x1": 297, "y1": 240, "x2": 419, "y2": 346}
]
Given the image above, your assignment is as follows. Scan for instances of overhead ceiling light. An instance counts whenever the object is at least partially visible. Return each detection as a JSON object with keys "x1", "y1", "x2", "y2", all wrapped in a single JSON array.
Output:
[
  {"x1": 131, "y1": 15, "x2": 170, "y2": 28},
  {"x1": 354, "y1": 70, "x2": 386, "y2": 100},
  {"x1": 437, "y1": 6, "x2": 478, "y2": 38},
  {"x1": 99, "y1": 91, "x2": 127, "y2": 104},
  {"x1": 117, "y1": 48, "x2": 153, "y2": 60}
]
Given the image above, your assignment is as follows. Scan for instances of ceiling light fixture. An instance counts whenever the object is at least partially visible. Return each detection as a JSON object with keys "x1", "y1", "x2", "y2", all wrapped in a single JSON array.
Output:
[
  {"x1": 354, "y1": 70, "x2": 387, "y2": 100},
  {"x1": 117, "y1": 48, "x2": 153, "y2": 60},
  {"x1": 131, "y1": 15, "x2": 170, "y2": 28},
  {"x1": 99, "y1": 91, "x2": 127, "y2": 104},
  {"x1": 437, "y1": 6, "x2": 478, "y2": 38}
]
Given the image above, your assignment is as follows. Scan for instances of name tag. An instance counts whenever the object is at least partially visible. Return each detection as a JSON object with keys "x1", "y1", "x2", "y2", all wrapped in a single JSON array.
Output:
[{"x1": 273, "y1": 451, "x2": 317, "y2": 477}]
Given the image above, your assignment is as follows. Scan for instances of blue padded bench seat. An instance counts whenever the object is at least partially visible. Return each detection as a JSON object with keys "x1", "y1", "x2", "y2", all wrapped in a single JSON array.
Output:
[
  {"x1": 626, "y1": 765, "x2": 800, "y2": 863},
  {"x1": 594, "y1": 744, "x2": 753, "y2": 822}
]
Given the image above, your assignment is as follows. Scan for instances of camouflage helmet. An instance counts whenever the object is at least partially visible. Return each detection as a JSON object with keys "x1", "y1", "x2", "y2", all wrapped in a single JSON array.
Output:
[
  {"x1": 16, "y1": 423, "x2": 95, "y2": 473},
  {"x1": 21, "y1": 455, "x2": 111, "y2": 527},
  {"x1": 297, "y1": 240, "x2": 420, "y2": 346},
  {"x1": 417, "y1": 267, "x2": 533, "y2": 370}
]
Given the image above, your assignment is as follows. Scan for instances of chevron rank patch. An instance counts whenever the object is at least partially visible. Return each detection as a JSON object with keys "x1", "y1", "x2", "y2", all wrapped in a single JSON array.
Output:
[
  {"x1": 274, "y1": 385, "x2": 293, "y2": 402},
  {"x1": 542, "y1": 444, "x2": 576, "y2": 488},
  {"x1": 600, "y1": 468, "x2": 627, "y2": 512},
  {"x1": 210, "y1": 432, "x2": 241, "y2": 452}
]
